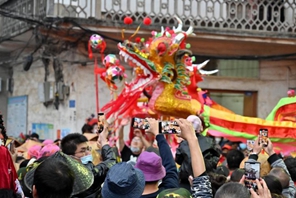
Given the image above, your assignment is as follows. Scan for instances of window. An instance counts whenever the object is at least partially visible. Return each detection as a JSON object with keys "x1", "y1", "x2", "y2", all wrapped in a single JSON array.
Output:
[
  {"x1": 207, "y1": 90, "x2": 257, "y2": 117},
  {"x1": 198, "y1": 59, "x2": 259, "y2": 78}
]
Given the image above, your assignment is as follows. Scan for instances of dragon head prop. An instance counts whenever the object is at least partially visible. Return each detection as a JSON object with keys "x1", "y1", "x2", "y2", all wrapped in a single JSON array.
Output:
[{"x1": 102, "y1": 17, "x2": 216, "y2": 120}]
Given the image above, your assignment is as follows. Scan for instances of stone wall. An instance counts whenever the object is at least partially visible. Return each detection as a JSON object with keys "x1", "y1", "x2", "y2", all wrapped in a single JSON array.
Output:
[
  {"x1": 10, "y1": 53, "x2": 296, "y2": 139},
  {"x1": 11, "y1": 53, "x2": 133, "y2": 139},
  {"x1": 0, "y1": 62, "x2": 10, "y2": 125}
]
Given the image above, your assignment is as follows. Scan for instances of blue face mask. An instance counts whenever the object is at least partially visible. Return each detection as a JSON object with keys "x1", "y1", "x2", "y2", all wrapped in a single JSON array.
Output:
[{"x1": 80, "y1": 154, "x2": 93, "y2": 164}]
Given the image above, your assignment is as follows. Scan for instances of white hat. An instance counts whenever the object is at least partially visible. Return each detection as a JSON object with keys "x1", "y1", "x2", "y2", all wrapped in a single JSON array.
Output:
[{"x1": 186, "y1": 115, "x2": 203, "y2": 133}]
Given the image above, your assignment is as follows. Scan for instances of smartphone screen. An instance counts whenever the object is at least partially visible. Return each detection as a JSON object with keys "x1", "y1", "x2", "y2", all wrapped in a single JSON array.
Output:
[
  {"x1": 259, "y1": 129, "x2": 268, "y2": 147},
  {"x1": 244, "y1": 161, "x2": 261, "y2": 190},
  {"x1": 132, "y1": 118, "x2": 149, "y2": 130},
  {"x1": 97, "y1": 113, "x2": 105, "y2": 133},
  {"x1": 160, "y1": 121, "x2": 181, "y2": 134},
  {"x1": 246, "y1": 140, "x2": 255, "y2": 151}
]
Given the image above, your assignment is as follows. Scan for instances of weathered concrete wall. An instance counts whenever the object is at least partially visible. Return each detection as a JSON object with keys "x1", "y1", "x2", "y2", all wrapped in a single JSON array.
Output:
[
  {"x1": 0, "y1": 62, "x2": 11, "y2": 126},
  {"x1": 11, "y1": 52, "x2": 133, "y2": 139},
  {"x1": 11, "y1": 54, "x2": 296, "y2": 139}
]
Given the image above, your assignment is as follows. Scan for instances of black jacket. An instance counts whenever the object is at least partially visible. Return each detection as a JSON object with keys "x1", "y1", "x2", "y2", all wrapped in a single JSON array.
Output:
[
  {"x1": 72, "y1": 144, "x2": 116, "y2": 198},
  {"x1": 175, "y1": 135, "x2": 219, "y2": 182}
]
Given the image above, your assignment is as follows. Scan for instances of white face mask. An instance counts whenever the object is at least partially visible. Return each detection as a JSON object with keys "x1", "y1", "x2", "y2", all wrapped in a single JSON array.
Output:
[
  {"x1": 0, "y1": 139, "x2": 3, "y2": 146},
  {"x1": 130, "y1": 147, "x2": 141, "y2": 154},
  {"x1": 215, "y1": 138, "x2": 221, "y2": 144}
]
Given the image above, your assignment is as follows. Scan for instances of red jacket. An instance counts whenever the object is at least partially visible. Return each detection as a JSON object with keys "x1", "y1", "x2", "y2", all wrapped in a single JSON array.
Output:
[{"x1": 0, "y1": 146, "x2": 17, "y2": 192}]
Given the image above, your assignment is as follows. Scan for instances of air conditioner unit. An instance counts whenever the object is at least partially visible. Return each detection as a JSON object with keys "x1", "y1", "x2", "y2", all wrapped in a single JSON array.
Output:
[
  {"x1": 47, "y1": 3, "x2": 78, "y2": 18},
  {"x1": 38, "y1": 82, "x2": 55, "y2": 103}
]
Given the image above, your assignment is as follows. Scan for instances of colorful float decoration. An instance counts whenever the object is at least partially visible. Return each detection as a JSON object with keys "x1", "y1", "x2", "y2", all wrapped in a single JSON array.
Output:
[{"x1": 92, "y1": 16, "x2": 296, "y2": 155}]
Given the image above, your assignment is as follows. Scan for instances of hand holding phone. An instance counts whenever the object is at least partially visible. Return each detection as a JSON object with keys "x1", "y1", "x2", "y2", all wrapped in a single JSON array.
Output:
[
  {"x1": 259, "y1": 129, "x2": 268, "y2": 147},
  {"x1": 160, "y1": 121, "x2": 180, "y2": 134},
  {"x1": 132, "y1": 118, "x2": 150, "y2": 130},
  {"x1": 244, "y1": 161, "x2": 261, "y2": 191},
  {"x1": 97, "y1": 113, "x2": 105, "y2": 133}
]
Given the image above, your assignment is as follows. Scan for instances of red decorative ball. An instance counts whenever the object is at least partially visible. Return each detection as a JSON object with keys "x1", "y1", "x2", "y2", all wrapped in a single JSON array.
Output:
[
  {"x1": 135, "y1": 37, "x2": 141, "y2": 43},
  {"x1": 143, "y1": 17, "x2": 152, "y2": 26},
  {"x1": 124, "y1": 17, "x2": 133, "y2": 25},
  {"x1": 157, "y1": 42, "x2": 166, "y2": 55}
]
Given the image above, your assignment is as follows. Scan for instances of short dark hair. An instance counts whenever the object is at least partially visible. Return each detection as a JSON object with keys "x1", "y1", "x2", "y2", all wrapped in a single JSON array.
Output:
[
  {"x1": 19, "y1": 159, "x2": 30, "y2": 168},
  {"x1": 33, "y1": 158, "x2": 74, "y2": 198},
  {"x1": 214, "y1": 182, "x2": 249, "y2": 198},
  {"x1": 0, "y1": 189, "x2": 16, "y2": 198},
  {"x1": 284, "y1": 157, "x2": 296, "y2": 182},
  {"x1": 0, "y1": 113, "x2": 8, "y2": 145},
  {"x1": 262, "y1": 175, "x2": 283, "y2": 195},
  {"x1": 215, "y1": 165, "x2": 230, "y2": 177},
  {"x1": 230, "y1": 168, "x2": 245, "y2": 182},
  {"x1": 16, "y1": 156, "x2": 25, "y2": 163},
  {"x1": 30, "y1": 133, "x2": 39, "y2": 139},
  {"x1": 61, "y1": 133, "x2": 88, "y2": 155},
  {"x1": 208, "y1": 172, "x2": 227, "y2": 197},
  {"x1": 81, "y1": 124, "x2": 94, "y2": 134},
  {"x1": 269, "y1": 167, "x2": 290, "y2": 189},
  {"x1": 226, "y1": 149, "x2": 245, "y2": 170}
]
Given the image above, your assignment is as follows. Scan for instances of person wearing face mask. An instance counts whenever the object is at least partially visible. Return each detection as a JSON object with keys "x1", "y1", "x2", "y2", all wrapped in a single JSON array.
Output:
[
  {"x1": 118, "y1": 120, "x2": 151, "y2": 163},
  {"x1": 61, "y1": 120, "x2": 116, "y2": 198}
]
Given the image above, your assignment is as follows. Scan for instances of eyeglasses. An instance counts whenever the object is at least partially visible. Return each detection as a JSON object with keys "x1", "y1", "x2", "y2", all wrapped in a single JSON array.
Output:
[{"x1": 74, "y1": 146, "x2": 92, "y2": 155}]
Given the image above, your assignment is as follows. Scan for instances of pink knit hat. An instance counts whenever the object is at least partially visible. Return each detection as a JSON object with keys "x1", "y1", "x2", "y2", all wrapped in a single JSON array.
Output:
[
  {"x1": 28, "y1": 145, "x2": 42, "y2": 159},
  {"x1": 38, "y1": 144, "x2": 60, "y2": 159},
  {"x1": 42, "y1": 139, "x2": 54, "y2": 145}
]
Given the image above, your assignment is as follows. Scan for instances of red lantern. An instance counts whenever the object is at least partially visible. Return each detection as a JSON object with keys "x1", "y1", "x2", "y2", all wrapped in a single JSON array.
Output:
[
  {"x1": 124, "y1": 17, "x2": 133, "y2": 25},
  {"x1": 143, "y1": 17, "x2": 152, "y2": 26}
]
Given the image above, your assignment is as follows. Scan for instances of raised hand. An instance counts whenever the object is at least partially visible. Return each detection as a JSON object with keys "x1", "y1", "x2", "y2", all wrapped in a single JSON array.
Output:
[{"x1": 250, "y1": 179, "x2": 271, "y2": 198}]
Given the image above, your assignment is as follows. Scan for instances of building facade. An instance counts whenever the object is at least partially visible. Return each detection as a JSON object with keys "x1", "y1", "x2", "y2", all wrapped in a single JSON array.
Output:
[{"x1": 0, "y1": 0, "x2": 296, "y2": 138}]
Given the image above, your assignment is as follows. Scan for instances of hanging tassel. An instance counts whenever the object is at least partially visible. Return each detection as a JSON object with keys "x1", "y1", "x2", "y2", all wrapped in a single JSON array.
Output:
[
  {"x1": 88, "y1": 41, "x2": 93, "y2": 59},
  {"x1": 129, "y1": 25, "x2": 141, "y2": 40},
  {"x1": 100, "y1": 40, "x2": 107, "y2": 63},
  {"x1": 122, "y1": 29, "x2": 125, "y2": 40}
]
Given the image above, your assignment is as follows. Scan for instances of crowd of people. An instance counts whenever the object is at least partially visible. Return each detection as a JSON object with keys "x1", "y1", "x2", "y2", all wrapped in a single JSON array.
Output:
[{"x1": 0, "y1": 113, "x2": 296, "y2": 198}]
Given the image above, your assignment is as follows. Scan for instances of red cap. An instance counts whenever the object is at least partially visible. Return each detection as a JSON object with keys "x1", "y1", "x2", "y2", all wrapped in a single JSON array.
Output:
[
  {"x1": 222, "y1": 144, "x2": 232, "y2": 150},
  {"x1": 87, "y1": 118, "x2": 98, "y2": 126}
]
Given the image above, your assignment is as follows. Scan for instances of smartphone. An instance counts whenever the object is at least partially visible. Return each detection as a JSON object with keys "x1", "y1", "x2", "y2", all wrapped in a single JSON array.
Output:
[
  {"x1": 244, "y1": 161, "x2": 261, "y2": 190},
  {"x1": 246, "y1": 140, "x2": 255, "y2": 151},
  {"x1": 97, "y1": 113, "x2": 105, "y2": 133},
  {"x1": 259, "y1": 129, "x2": 268, "y2": 147},
  {"x1": 132, "y1": 117, "x2": 149, "y2": 130},
  {"x1": 160, "y1": 121, "x2": 180, "y2": 134}
]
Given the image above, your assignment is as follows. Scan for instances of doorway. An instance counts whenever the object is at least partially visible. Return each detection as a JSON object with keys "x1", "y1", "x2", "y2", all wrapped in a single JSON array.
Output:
[{"x1": 207, "y1": 89, "x2": 257, "y2": 117}]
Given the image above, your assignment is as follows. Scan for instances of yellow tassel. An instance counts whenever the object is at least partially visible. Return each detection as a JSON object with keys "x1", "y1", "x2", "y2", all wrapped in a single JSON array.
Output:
[
  {"x1": 121, "y1": 29, "x2": 125, "y2": 40},
  {"x1": 129, "y1": 25, "x2": 141, "y2": 39}
]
